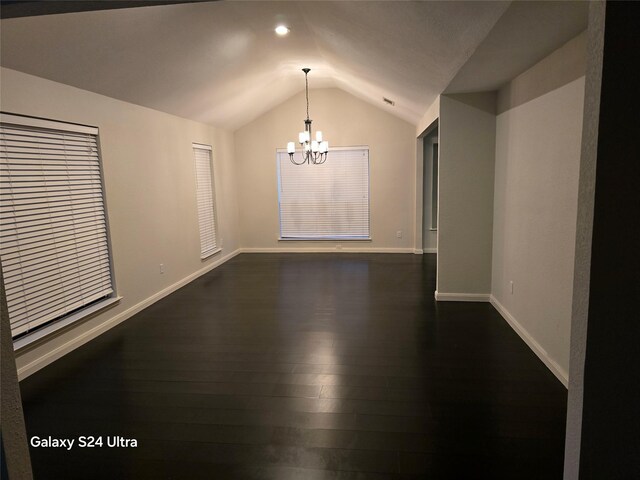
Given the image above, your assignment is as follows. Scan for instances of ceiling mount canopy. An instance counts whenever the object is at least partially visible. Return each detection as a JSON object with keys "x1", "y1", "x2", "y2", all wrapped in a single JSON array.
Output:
[{"x1": 287, "y1": 68, "x2": 328, "y2": 165}]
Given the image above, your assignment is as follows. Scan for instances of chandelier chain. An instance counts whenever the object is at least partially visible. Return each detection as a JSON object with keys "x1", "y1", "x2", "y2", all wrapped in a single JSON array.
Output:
[{"x1": 305, "y1": 71, "x2": 310, "y2": 120}]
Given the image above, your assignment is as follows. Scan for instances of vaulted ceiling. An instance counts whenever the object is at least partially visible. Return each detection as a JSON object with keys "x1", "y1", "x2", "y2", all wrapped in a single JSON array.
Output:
[{"x1": 0, "y1": 1, "x2": 587, "y2": 130}]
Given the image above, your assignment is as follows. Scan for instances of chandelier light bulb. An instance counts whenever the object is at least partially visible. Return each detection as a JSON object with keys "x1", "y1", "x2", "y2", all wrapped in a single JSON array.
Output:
[
  {"x1": 316, "y1": 131, "x2": 323, "y2": 142},
  {"x1": 287, "y1": 142, "x2": 295, "y2": 154}
]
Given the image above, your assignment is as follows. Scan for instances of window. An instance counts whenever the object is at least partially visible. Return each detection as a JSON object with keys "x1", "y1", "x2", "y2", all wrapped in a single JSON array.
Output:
[
  {"x1": 277, "y1": 146, "x2": 370, "y2": 240},
  {"x1": 0, "y1": 113, "x2": 115, "y2": 344},
  {"x1": 193, "y1": 143, "x2": 219, "y2": 258}
]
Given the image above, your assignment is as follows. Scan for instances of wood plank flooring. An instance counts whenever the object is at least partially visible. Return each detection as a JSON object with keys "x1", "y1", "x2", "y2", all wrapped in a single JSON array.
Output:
[{"x1": 20, "y1": 253, "x2": 568, "y2": 479}]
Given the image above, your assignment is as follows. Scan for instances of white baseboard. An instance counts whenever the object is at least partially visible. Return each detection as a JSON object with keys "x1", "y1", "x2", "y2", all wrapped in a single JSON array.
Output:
[
  {"x1": 240, "y1": 247, "x2": 415, "y2": 254},
  {"x1": 17, "y1": 248, "x2": 242, "y2": 380},
  {"x1": 413, "y1": 249, "x2": 423, "y2": 254},
  {"x1": 423, "y1": 248, "x2": 437, "y2": 254},
  {"x1": 434, "y1": 291, "x2": 490, "y2": 302},
  {"x1": 489, "y1": 295, "x2": 568, "y2": 387}
]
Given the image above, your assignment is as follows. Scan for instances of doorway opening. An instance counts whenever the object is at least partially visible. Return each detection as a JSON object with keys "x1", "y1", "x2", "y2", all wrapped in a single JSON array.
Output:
[{"x1": 422, "y1": 126, "x2": 438, "y2": 253}]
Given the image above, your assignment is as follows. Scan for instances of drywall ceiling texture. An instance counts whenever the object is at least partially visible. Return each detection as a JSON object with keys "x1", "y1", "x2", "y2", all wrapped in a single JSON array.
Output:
[
  {"x1": 0, "y1": 1, "x2": 509, "y2": 130},
  {"x1": 445, "y1": 0, "x2": 588, "y2": 94}
]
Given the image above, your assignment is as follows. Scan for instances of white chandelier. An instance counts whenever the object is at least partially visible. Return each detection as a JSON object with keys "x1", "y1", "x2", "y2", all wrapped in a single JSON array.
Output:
[{"x1": 287, "y1": 68, "x2": 329, "y2": 165}]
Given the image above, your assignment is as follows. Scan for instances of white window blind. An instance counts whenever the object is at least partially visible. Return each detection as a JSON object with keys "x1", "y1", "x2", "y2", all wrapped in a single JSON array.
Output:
[
  {"x1": 277, "y1": 147, "x2": 370, "y2": 239},
  {"x1": 0, "y1": 114, "x2": 114, "y2": 340},
  {"x1": 193, "y1": 144, "x2": 218, "y2": 258}
]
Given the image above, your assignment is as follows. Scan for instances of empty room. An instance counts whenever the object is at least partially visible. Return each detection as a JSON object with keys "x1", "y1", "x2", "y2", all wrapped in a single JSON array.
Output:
[{"x1": 1, "y1": 1, "x2": 638, "y2": 479}]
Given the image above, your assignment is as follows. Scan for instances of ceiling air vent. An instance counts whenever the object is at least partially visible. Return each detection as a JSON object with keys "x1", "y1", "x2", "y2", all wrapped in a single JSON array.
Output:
[{"x1": 383, "y1": 97, "x2": 395, "y2": 106}]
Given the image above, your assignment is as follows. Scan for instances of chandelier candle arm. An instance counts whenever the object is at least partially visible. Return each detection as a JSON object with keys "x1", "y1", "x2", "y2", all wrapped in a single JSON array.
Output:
[{"x1": 288, "y1": 68, "x2": 329, "y2": 165}]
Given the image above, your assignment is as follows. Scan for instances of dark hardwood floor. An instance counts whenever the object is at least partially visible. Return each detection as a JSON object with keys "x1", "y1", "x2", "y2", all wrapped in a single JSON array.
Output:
[{"x1": 20, "y1": 253, "x2": 567, "y2": 479}]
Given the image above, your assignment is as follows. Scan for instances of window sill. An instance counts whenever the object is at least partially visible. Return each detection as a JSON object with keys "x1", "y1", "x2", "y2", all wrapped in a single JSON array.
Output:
[
  {"x1": 13, "y1": 296, "x2": 122, "y2": 351},
  {"x1": 278, "y1": 237, "x2": 372, "y2": 242},
  {"x1": 201, "y1": 247, "x2": 222, "y2": 260}
]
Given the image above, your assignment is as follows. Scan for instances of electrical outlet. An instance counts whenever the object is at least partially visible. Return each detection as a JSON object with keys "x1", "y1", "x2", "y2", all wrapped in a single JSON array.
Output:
[
  {"x1": 510, "y1": 281, "x2": 514, "y2": 294},
  {"x1": 396, "y1": 230, "x2": 402, "y2": 239},
  {"x1": 160, "y1": 264, "x2": 165, "y2": 274}
]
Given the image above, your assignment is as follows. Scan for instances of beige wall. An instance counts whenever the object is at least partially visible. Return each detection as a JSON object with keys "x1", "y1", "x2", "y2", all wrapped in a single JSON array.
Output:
[
  {"x1": 0, "y1": 68, "x2": 241, "y2": 377},
  {"x1": 235, "y1": 88, "x2": 417, "y2": 251},
  {"x1": 491, "y1": 33, "x2": 586, "y2": 383},
  {"x1": 437, "y1": 93, "x2": 496, "y2": 297},
  {"x1": 497, "y1": 32, "x2": 586, "y2": 114}
]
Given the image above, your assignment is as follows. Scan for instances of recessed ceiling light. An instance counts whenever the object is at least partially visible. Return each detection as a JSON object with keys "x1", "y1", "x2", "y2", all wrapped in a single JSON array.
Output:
[{"x1": 275, "y1": 25, "x2": 290, "y2": 36}]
